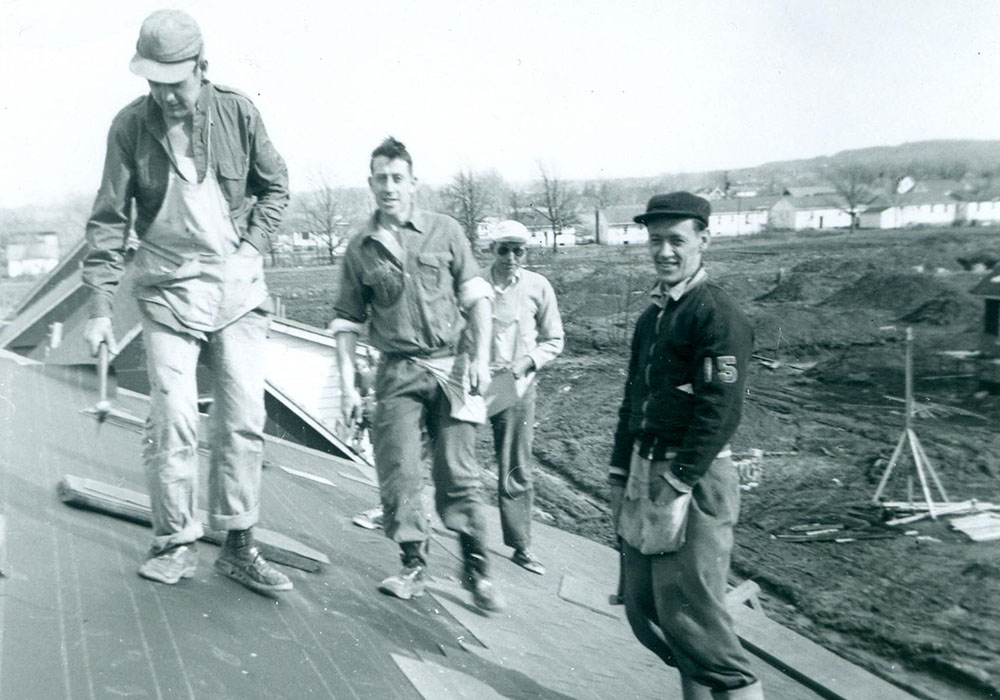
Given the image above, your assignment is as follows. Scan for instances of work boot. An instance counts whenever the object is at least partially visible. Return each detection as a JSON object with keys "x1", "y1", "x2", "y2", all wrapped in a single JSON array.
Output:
[
  {"x1": 712, "y1": 680, "x2": 764, "y2": 700},
  {"x1": 512, "y1": 547, "x2": 545, "y2": 575},
  {"x1": 215, "y1": 529, "x2": 293, "y2": 595},
  {"x1": 378, "y1": 542, "x2": 427, "y2": 600},
  {"x1": 138, "y1": 543, "x2": 198, "y2": 584},
  {"x1": 458, "y1": 534, "x2": 504, "y2": 612}
]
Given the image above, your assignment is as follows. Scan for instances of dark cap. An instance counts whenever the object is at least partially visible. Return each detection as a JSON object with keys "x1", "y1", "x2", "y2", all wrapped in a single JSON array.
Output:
[
  {"x1": 129, "y1": 9, "x2": 203, "y2": 83},
  {"x1": 633, "y1": 192, "x2": 711, "y2": 226}
]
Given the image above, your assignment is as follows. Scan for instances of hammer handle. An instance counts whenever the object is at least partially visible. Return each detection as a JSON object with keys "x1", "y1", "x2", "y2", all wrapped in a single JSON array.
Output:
[{"x1": 97, "y1": 342, "x2": 109, "y2": 403}]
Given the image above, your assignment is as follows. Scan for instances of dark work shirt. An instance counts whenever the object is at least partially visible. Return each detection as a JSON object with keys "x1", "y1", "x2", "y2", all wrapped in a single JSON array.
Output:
[{"x1": 333, "y1": 209, "x2": 487, "y2": 355}]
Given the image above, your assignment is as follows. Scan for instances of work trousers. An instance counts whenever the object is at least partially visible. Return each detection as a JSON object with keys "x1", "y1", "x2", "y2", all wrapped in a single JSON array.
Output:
[
  {"x1": 490, "y1": 383, "x2": 536, "y2": 549},
  {"x1": 141, "y1": 310, "x2": 268, "y2": 553},
  {"x1": 373, "y1": 357, "x2": 488, "y2": 554},
  {"x1": 621, "y1": 454, "x2": 758, "y2": 692}
]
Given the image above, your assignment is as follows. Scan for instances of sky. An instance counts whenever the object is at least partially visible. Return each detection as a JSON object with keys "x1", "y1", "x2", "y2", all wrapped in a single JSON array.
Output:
[{"x1": 1, "y1": 0, "x2": 999, "y2": 208}]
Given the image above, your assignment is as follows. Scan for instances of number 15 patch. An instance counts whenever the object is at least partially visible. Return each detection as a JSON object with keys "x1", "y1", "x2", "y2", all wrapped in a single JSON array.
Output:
[{"x1": 703, "y1": 356, "x2": 738, "y2": 384}]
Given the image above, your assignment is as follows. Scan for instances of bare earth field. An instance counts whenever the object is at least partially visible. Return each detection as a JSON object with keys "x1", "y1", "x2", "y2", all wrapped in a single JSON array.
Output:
[{"x1": 5, "y1": 227, "x2": 992, "y2": 698}]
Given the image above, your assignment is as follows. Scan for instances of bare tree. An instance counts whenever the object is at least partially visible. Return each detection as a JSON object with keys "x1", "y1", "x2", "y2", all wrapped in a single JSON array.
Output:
[
  {"x1": 443, "y1": 169, "x2": 494, "y2": 244},
  {"x1": 532, "y1": 164, "x2": 580, "y2": 253},
  {"x1": 297, "y1": 181, "x2": 347, "y2": 264},
  {"x1": 829, "y1": 164, "x2": 877, "y2": 232}
]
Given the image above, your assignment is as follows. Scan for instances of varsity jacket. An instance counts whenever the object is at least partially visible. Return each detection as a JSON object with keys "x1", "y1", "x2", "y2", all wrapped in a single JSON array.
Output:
[{"x1": 609, "y1": 269, "x2": 753, "y2": 489}]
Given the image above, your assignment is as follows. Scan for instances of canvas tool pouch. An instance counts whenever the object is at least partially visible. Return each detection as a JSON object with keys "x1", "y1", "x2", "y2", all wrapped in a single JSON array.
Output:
[{"x1": 618, "y1": 447, "x2": 692, "y2": 555}]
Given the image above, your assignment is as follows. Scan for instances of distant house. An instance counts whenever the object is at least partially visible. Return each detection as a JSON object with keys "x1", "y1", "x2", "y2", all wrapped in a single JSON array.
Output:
[
  {"x1": 4, "y1": 232, "x2": 59, "y2": 278},
  {"x1": 505, "y1": 208, "x2": 577, "y2": 247},
  {"x1": 955, "y1": 187, "x2": 1000, "y2": 226},
  {"x1": 595, "y1": 204, "x2": 646, "y2": 245},
  {"x1": 708, "y1": 196, "x2": 778, "y2": 236},
  {"x1": 859, "y1": 204, "x2": 899, "y2": 230},
  {"x1": 894, "y1": 191, "x2": 959, "y2": 227},
  {"x1": 769, "y1": 195, "x2": 853, "y2": 231}
]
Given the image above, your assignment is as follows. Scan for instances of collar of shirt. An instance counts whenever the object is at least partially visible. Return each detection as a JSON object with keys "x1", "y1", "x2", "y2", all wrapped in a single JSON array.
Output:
[
  {"x1": 650, "y1": 266, "x2": 707, "y2": 308},
  {"x1": 368, "y1": 208, "x2": 430, "y2": 235},
  {"x1": 143, "y1": 78, "x2": 213, "y2": 140},
  {"x1": 490, "y1": 265, "x2": 522, "y2": 292}
]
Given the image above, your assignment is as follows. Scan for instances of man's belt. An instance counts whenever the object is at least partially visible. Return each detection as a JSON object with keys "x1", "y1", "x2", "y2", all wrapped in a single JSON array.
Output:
[{"x1": 382, "y1": 345, "x2": 456, "y2": 360}]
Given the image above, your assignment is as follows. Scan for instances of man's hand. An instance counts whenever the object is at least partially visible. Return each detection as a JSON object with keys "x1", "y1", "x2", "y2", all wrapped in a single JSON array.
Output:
[
  {"x1": 341, "y1": 386, "x2": 362, "y2": 427},
  {"x1": 469, "y1": 356, "x2": 491, "y2": 396},
  {"x1": 511, "y1": 355, "x2": 535, "y2": 379},
  {"x1": 83, "y1": 317, "x2": 116, "y2": 357},
  {"x1": 610, "y1": 482, "x2": 625, "y2": 531}
]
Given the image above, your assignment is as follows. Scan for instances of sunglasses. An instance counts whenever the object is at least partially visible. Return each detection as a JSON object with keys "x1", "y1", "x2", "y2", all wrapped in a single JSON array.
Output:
[{"x1": 496, "y1": 245, "x2": 526, "y2": 257}]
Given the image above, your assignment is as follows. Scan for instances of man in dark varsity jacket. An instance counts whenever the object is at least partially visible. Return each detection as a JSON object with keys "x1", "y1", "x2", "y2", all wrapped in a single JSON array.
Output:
[{"x1": 609, "y1": 193, "x2": 763, "y2": 700}]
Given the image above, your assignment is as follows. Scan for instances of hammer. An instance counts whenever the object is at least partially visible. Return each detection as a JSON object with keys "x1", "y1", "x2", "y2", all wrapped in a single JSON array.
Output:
[{"x1": 94, "y1": 342, "x2": 112, "y2": 423}]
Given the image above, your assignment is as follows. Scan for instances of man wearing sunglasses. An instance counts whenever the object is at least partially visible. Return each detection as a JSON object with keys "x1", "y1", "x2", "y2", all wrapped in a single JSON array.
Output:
[
  {"x1": 486, "y1": 221, "x2": 564, "y2": 575},
  {"x1": 81, "y1": 10, "x2": 291, "y2": 594}
]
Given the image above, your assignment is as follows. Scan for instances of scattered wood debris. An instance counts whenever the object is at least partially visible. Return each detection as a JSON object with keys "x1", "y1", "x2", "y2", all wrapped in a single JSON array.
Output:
[
  {"x1": 949, "y1": 513, "x2": 1000, "y2": 542},
  {"x1": 773, "y1": 507, "x2": 896, "y2": 544}
]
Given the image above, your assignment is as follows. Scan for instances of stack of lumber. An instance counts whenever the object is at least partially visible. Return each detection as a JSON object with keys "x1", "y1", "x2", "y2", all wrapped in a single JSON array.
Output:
[{"x1": 949, "y1": 512, "x2": 1000, "y2": 542}]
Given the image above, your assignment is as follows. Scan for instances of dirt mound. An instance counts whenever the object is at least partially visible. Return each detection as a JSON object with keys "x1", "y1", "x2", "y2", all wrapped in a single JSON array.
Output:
[
  {"x1": 755, "y1": 274, "x2": 806, "y2": 303},
  {"x1": 822, "y1": 272, "x2": 952, "y2": 313},
  {"x1": 898, "y1": 294, "x2": 975, "y2": 325}
]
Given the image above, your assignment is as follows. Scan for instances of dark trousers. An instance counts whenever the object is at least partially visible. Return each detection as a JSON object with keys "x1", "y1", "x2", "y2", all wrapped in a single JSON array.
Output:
[
  {"x1": 621, "y1": 455, "x2": 757, "y2": 692},
  {"x1": 490, "y1": 383, "x2": 537, "y2": 549},
  {"x1": 373, "y1": 357, "x2": 487, "y2": 559}
]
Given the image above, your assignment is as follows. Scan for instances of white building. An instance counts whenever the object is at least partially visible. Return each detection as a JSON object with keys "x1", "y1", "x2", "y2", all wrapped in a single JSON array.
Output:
[
  {"x1": 769, "y1": 196, "x2": 854, "y2": 231},
  {"x1": 958, "y1": 188, "x2": 1000, "y2": 225},
  {"x1": 708, "y1": 196, "x2": 778, "y2": 236},
  {"x1": 5, "y1": 232, "x2": 59, "y2": 278},
  {"x1": 595, "y1": 205, "x2": 647, "y2": 245}
]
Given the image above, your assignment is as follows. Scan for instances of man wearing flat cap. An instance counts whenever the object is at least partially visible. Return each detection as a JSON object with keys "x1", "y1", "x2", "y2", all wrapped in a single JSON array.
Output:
[
  {"x1": 82, "y1": 9, "x2": 292, "y2": 595},
  {"x1": 485, "y1": 220, "x2": 564, "y2": 575},
  {"x1": 609, "y1": 194, "x2": 762, "y2": 699}
]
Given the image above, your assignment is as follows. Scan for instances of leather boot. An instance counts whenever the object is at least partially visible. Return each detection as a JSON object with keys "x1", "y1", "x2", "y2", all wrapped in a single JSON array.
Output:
[
  {"x1": 681, "y1": 675, "x2": 713, "y2": 700},
  {"x1": 712, "y1": 679, "x2": 764, "y2": 700}
]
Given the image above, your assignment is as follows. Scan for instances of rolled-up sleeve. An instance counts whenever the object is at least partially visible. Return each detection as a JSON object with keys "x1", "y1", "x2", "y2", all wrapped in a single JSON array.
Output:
[
  {"x1": 527, "y1": 277, "x2": 564, "y2": 370},
  {"x1": 245, "y1": 107, "x2": 289, "y2": 254},
  {"x1": 450, "y1": 226, "x2": 493, "y2": 310},
  {"x1": 332, "y1": 241, "x2": 369, "y2": 325},
  {"x1": 82, "y1": 118, "x2": 134, "y2": 318}
]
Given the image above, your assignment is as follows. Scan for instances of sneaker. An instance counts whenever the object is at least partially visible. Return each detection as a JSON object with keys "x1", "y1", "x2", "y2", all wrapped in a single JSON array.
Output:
[
  {"x1": 377, "y1": 564, "x2": 426, "y2": 600},
  {"x1": 215, "y1": 545, "x2": 293, "y2": 595},
  {"x1": 461, "y1": 555, "x2": 505, "y2": 612},
  {"x1": 138, "y1": 544, "x2": 198, "y2": 584},
  {"x1": 352, "y1": 504, "x2": 384, "y2": 530},
  {"x1": 512, "y1": 548, "x2": 546, "y2": 576}
]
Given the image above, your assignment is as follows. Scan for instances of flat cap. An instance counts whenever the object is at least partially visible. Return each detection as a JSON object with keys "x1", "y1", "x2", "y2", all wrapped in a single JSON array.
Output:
[{"x1": 633, "y1": 192, "x2": 711, "y2": 226}]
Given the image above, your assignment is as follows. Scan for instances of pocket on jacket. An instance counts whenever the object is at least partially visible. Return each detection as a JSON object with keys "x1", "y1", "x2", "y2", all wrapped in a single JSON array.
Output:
[
  {"x1": 216, "y1": 160, "x2": 248, "y2": 202},
  {"x1": 416, "y1": 252, "x2": 450, "y2": 293}
]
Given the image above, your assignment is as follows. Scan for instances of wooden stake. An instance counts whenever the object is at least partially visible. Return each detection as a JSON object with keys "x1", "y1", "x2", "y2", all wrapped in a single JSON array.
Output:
[{"x1": 872, "y1": 327, "x2": 953, "y2": 516}]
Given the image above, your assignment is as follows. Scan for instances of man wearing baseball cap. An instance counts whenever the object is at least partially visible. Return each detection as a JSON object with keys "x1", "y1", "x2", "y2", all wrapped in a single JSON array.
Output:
[
  {"x1": 486, "y1": 220, "x2": 564, "y2": 575},
  {"x1": 82, "y1": 10, "x2": 292, "y2": 595},
  {"x1": 608, "y1": 194, "x2": 762, "y2": 698}
]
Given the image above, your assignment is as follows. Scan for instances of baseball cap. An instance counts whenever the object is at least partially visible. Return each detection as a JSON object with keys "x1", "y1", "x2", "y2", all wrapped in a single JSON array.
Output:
[
  {"x1": 491, "y1": 220, "x2": 530, "y2": 244},
  {"x1": 129, "y1": 9, "x2": 203, "y2": 83}
]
